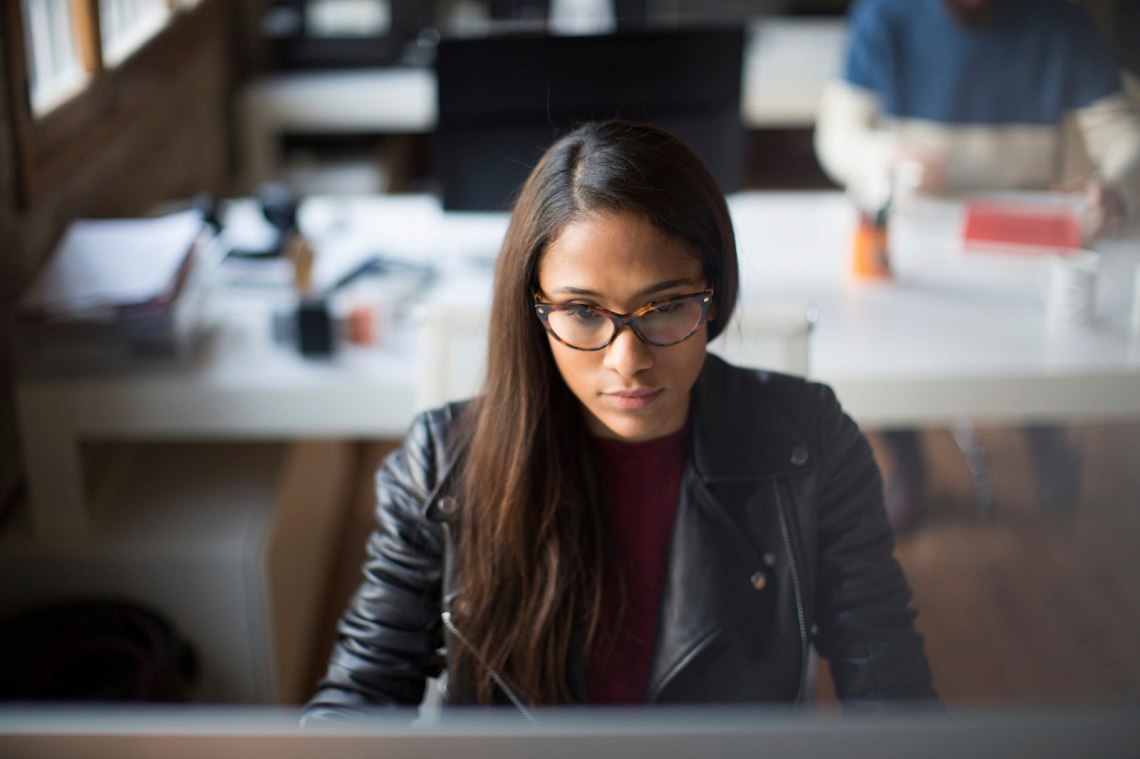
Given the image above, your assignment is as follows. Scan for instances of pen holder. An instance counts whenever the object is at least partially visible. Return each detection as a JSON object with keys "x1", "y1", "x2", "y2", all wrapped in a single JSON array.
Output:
[
  {"x1": 850, "y1": 216, "x2": 892, "y2": 279},
  {"x1": 272, "y1": 299, "x2": 386, "y2": 358},
  {"x1": 296, "y1": 299, "x2": 335, "y2": 356}
]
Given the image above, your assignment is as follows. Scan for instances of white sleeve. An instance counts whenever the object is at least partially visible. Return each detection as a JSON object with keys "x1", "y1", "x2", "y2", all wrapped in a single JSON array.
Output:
[
  {"x1": 1074, "y1": 89, "x2": 1140, "y2": 219},
  {"x1": 813, "y1": 80, "x2": 898, "y2": 212}
]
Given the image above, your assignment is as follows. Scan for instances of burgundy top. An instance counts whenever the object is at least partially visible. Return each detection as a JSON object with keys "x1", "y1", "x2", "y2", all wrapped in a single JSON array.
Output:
[{"x1": 587, "y1": 422, "x2": 691, "y2": 704}]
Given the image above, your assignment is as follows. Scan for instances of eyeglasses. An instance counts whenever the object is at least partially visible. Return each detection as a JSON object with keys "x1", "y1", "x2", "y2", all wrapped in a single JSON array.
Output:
[{"x1": 534, "y1": 288, "x2": 714, "y2": 351}]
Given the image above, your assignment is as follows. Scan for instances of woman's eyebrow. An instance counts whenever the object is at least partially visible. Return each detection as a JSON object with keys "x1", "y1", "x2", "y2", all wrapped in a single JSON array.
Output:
[
  {"x1": 638, "y1": 278, "x2": 698, "y2": 297},
  {"x1": 553, "y1": 278, "x2": 697, "y2": 298}
]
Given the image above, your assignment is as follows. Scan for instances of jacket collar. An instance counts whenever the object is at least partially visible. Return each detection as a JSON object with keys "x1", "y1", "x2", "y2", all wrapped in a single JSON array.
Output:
[{"x1": 689, "y1": 354, "x2": 818, "y2": 481}]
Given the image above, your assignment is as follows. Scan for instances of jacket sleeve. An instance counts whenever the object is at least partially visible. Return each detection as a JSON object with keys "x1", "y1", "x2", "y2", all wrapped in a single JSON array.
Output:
[
  {"x1": 809, "y1": 385, "x2": 937, "y2": 705},
  {"x1": 301, "y1": 411, "x2": 449, "y2": 723}
]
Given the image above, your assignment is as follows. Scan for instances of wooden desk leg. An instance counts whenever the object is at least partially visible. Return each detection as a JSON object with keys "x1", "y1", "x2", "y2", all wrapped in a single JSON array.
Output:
[{"x1": 15, "y1": 386, "x2": 88, "y2": 537}]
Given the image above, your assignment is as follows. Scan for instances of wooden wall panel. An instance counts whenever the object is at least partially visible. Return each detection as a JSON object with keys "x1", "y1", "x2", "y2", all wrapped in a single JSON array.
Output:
[{"x1": 0, "y1": 2, "x2": 238, "y2": 512}]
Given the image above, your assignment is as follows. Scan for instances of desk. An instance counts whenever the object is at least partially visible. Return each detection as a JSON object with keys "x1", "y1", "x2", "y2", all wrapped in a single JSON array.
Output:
[
  {"x1": 14, "y1": 191, "x2": 1140, "y2": 536},
  {"x1": 238, "y1": 18, "x2": 846, "y2": 185},
  {"x1": 729, "y1": 193, "x2": 1140, "y2": 426}
]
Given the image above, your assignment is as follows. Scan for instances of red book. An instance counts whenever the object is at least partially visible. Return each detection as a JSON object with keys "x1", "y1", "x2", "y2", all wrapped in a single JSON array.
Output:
[{"x1": 962, "y1": 201, "x2": 1082, "y2": 254}]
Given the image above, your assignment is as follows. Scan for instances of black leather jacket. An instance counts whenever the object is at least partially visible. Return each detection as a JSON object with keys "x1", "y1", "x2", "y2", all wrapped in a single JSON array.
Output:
[{"x1": 305, "y1": 355, "x2": 935, "y2": 720}]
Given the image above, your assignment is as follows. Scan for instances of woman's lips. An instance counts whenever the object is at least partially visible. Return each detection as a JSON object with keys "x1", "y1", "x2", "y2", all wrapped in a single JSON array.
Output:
[{"x1": 602, "y1": 388, "x2": 664, "y2": 410}]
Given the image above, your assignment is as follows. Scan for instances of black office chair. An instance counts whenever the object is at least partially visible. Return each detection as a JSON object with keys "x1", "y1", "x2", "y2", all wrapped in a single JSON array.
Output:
[{"x1": 433, "y1": 24, "x2": 746, "y2": 211}]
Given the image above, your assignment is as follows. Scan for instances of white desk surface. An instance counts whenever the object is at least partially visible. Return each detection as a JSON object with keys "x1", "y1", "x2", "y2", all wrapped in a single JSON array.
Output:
[
  {"x1": 15, "y1": 191, "x2": 1140, "y2": 535},
  {"x1": 729, "y1": 193, "x2": 1140, "y2": 424}
]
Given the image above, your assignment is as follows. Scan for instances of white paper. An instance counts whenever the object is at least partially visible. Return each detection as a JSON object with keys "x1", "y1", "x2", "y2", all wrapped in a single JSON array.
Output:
[{"x1": 21, "y1": 210, "x2": 203, "y2": 316}]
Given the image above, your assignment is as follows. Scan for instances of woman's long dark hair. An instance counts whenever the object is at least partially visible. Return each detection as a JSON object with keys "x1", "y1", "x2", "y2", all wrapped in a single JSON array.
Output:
[{"x1": 453, "y1": 120, "x2": 739, "y2": 705}]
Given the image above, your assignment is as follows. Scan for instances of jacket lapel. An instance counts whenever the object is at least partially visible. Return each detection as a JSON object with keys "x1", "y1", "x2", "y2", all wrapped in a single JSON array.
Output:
[
  {"x1": 689, "y1": 354, "x2": 816, "y2": 482},
  {"x1": 646, "y1": 355, "x2": 817, "y2": 700}
]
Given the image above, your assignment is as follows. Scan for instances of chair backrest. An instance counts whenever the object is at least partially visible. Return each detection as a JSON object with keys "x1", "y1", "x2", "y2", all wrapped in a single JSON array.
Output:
[
  {"x1": 707, "y1": 304, "x2": 816, "y2": 377},
  {"x1": 434, "y1": 24, "x2": 746, "y2": 211},
  {"x1": 415, "y1": 302, "x2": 815, "y2": 411},
  {"x1": 415, "y1": 303, "x2": 492, "y2": 411}
]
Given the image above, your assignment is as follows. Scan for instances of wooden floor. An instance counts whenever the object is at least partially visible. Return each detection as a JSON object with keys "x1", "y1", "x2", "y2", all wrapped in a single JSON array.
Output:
[{"x1": 306, "y1": 421, "x2": 1140, "y2": 708}]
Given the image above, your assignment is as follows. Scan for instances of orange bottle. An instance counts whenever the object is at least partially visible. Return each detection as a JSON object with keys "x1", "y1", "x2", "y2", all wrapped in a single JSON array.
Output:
[{"x1": 850, "y1": 211, "x2": 892, "y2": 279}]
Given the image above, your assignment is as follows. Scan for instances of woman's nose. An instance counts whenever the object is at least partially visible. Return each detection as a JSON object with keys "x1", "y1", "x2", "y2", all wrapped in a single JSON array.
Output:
[{"x1": 603, "y1": 325, "x2": 653, "y2": 376}]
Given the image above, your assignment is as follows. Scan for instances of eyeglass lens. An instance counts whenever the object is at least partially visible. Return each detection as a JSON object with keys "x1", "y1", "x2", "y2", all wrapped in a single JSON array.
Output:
[{"x1": 547, "y1": 298, "x2": 704, "y2": 349}]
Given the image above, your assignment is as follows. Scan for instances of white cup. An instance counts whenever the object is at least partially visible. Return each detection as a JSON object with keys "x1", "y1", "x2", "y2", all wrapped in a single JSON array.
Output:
[
  {"x1": 1044, "y1": 251, "x2": 1100, "y2": 331},
  {"x1": 1130, "y1": 262, "x2": 1140, "y2": 335}
]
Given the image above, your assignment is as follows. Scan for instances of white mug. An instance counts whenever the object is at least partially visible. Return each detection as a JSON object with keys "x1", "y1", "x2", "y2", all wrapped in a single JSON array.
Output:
[
  {"x1": 1130, "y1": 262, "x2": 1140, "y2": 335},
  {"x1": 1043, "y1": 251, "x2": 1100, "y2": 331}
]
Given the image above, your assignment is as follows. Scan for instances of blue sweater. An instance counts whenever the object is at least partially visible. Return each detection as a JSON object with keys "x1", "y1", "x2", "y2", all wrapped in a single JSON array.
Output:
[{"x1": 843, "y1": 0, "x2": 1122, "y2": 126}]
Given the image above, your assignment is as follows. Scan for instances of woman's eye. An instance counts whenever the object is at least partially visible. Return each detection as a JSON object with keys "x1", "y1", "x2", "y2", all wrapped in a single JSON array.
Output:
[
  {"x1": 653, "y1": 301, "x2": 680, "y2": 315},
  {"x1": 569, "y1": 306, "x2": 601, "y2": 321}
]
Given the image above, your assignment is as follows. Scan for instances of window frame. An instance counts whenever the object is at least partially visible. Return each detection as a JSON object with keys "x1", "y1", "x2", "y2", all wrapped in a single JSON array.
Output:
[{"x1": 3, "y1": 0, "x2": 220, "y2": 207}]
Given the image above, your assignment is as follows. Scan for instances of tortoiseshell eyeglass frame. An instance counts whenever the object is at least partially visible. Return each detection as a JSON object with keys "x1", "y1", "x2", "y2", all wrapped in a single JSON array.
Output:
[{"x1": 533, "y1": 288, "x2": 714, "y2": 351}]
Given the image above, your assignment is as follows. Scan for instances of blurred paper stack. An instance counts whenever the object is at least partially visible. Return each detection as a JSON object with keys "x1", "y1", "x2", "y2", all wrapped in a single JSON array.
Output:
[{"x1": 14, "y1": 210, "x2": 216, "y2": 373}]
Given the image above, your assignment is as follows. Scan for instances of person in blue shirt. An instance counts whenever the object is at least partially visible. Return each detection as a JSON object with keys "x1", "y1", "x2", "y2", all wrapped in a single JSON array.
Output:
[
  {"x1": 815, "y1": 0, "x2": 1140, "y2": 528},
  {"x1": 818, "y1": 0, "x2": 1138, "y2": 225}
]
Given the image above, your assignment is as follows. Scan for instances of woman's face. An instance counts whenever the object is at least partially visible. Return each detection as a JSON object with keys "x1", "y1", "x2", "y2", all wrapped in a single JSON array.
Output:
[{"x1": 537, "y1": 211, "x2": 710, "y2": 442}]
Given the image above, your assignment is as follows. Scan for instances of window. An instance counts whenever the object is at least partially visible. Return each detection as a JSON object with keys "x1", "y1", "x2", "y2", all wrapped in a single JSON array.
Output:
[
  {"x1": 20, "y1": 0, "x2": 91, "y2": 116},
  {"x1": 4, "y1": 0, "x2": 219, "y2": 205},
  {"x1": 19, "y1": 0, "x2": 192, "y2": 114},
  {"x1": 100, "y1": 0, "x2": 173, "y2": 68}
]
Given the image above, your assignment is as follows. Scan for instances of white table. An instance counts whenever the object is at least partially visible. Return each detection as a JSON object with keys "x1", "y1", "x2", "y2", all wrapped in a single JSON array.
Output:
[
  {"x1": 729, "y1": 193, "x2": 1140, "y2": 426},
  {"x1": 238, "y1": 18, "x2": 846, "y2": 185},
  {"x1": 15, "y1": 191, "x2": 1140, "y2": 537},
  {"x1": 14, "y1": 197, "x2": 508, "y2": 537}
]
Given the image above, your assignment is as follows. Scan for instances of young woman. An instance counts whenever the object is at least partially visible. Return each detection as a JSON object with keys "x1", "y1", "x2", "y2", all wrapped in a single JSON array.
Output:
[{"x1": 304, "y1": 121, "x2": 935, "y2": 720}]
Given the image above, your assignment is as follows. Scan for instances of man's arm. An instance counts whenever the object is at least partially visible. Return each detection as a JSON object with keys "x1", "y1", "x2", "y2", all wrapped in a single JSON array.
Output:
[
  {"x1": 814, "y1": 80, "x2": 900, "y2": 212},
  {"x1": 813, "y1": 1, "x2": 907, "y2": 212},
  {"x1": 1074, "y1": 89, "x2": 1140, "y2": 223},
  {"x1": 1059, "y1": 4, "x2": 1140, "y2": 227}
]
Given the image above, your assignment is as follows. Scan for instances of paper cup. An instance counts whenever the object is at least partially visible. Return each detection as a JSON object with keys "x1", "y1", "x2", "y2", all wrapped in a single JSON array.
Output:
[
  {"x1": 1131, "y1": 262, "x2": 1140, "y2": 335},
  {"x1": 1044, "y1": 251, "x2": 1100, "y2": 330}
]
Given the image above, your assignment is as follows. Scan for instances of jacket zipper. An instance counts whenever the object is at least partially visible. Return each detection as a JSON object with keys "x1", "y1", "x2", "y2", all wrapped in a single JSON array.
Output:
[
  {"x1": 441, "y1": 611, "x2": 537, "y2": 723},
  {"x1": 772, "y1": 480, "x2": 810, "y2": 703}
]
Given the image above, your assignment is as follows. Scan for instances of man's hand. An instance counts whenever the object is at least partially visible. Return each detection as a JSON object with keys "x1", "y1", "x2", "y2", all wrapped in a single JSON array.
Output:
[
  {"x1": 1082, "y1": 180, "x2": 1126, "y2": 241},
  {"x1": 893, "y1": 150, "x2": 949, "y2": 195}
]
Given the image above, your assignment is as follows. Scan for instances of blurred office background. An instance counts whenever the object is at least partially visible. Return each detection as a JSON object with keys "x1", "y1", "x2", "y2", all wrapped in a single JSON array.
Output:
[{"x1": 1, "y1": 0, "x2": 1139, "y2": 708}]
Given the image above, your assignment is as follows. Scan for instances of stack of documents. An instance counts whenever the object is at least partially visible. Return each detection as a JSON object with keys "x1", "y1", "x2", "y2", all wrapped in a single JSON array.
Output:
[{"x1": 14, "y1": 210, "x2": 214, "y2": 371}]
